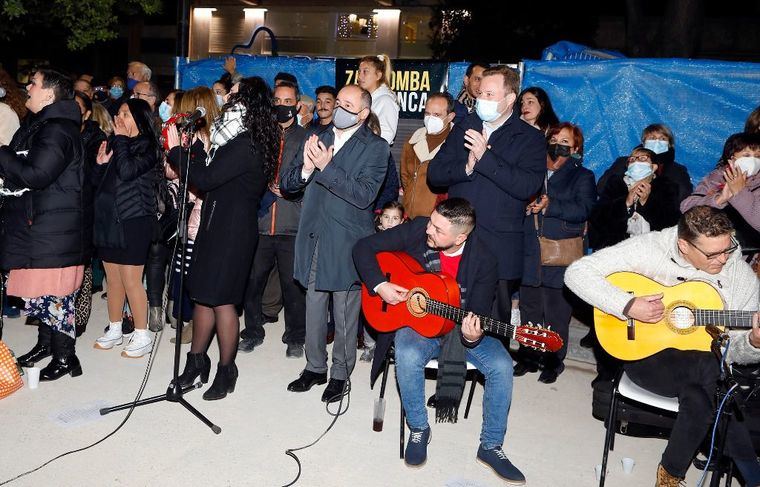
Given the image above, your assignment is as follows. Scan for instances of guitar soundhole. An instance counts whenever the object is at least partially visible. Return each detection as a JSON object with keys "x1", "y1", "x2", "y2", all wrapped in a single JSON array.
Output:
[
  {"x1": 407, "y1": 288, "x2": 428, "y2": 318},
  {"x1": 669, "y1": 305, "x2": 695, "y2": 331}
]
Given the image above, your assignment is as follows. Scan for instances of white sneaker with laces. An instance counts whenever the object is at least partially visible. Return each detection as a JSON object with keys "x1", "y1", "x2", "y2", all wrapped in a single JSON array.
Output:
[
  {"x1": 121, "y1": 330, "x2": 153, "y2": 358},
  {"x1": 510, "y1": 308, "x2": 521, "y2": 326},
  {"x1": 95, "y1": 324, "x2": 123, "y2": 350}
]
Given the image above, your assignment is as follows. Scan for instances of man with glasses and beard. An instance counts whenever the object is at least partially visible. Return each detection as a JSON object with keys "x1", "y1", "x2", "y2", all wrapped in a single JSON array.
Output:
[{"x1": 565, "y1": 205, "x2": 760, "y2": 487}]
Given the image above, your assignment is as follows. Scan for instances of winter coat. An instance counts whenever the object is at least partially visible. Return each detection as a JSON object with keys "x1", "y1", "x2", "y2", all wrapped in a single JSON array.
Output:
[
  {"x1": 522, "y1": 160, "x2": 597, "y2": 288},
  {"x1": 596, "y1": 149, "x2": 692, "y2": 204},
  {"x1": 280, "y1": 123, "x2": 388, "y2": 291},
  {"x1": 400, "y1": 125, "x2": 450, "y2": 219},
  {"x1": 92, "y1": 134, "x2": 159, "y2": 248},
  {"x1": 589, "y1": 173, "x2": 682, "y2": 251},
  {"x1": 374, "y1": 154, "x2": 400, "y2": 212},
  {"x1": 0, "y1": 99, "x2": 87, "y2": 269},
  {"x1": 680, "y1": 168, "x2": 760, "y2": 249},
  {"x1": 427, "y1": 110, "x2": 547, "y2": 280}
]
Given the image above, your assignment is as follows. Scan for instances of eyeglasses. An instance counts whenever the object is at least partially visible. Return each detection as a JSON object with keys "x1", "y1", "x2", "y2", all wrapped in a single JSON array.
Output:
[
  {"x1": 688, "y1": 237, "x2": 739, "y2": 260},
  {"x1": 628, "y1": 155, "x2": 652, "y2": 163},
  {"x1": 133, "y1": 91, "x2": 156, "y2": 99}
]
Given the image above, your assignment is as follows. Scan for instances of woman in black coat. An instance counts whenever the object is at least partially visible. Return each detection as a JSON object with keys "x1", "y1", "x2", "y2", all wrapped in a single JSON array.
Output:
[
  {"x1": 515, "y1": 123, "x2": 597, "y2": 384},
  {"x1": 172, "y1": 77, "x2": 280, "y2": 401},
  {"x1": 589, "y1": 146, "x2": 682, "y2": 250},
  {"x1": 92, "y1": 98, "x2": 160, "y2": 359}
]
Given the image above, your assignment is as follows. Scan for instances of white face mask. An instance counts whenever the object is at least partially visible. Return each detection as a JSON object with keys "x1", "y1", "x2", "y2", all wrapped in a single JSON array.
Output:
[
  {"x1": 734, "y1": 156, "x2": 760, "y2": 177},
  {"x1": 643, "y1": 139, "x2": 669, "y2": 155},
  {"x1": 423, "y1": 115, "x2": 445, "y2": 135}
]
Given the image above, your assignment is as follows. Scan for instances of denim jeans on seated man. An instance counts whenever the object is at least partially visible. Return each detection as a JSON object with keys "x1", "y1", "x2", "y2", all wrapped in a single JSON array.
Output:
[{"x1": 394, "y1": 327, "x2": 513, "y2": 448}]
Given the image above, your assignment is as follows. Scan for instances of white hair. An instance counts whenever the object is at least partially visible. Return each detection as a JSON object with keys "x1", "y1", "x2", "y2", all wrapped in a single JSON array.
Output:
[{"x1": 129, "y1": 61, "x2": 152, "y2": 81}]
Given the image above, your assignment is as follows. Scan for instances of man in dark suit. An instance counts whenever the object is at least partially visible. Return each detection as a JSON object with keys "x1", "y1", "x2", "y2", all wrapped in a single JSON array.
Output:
[
  {"x1": 353, "y1": 198, "x2": 525, "y2": 485},
  {"x1": 428, "y1": 65, "x2": 546, "y2": 324},
  {"x1": 280, "y1": 84, "x2": 388, "y2": 403}
]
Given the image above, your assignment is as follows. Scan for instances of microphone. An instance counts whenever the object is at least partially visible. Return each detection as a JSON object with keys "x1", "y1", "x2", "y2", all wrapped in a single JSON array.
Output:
[
  {"x1": 176, "y1": 106, "x2": 206, "y2": 129},
  {"x1": 0, "y1": 87, "x2": 6, "y2": 98}
]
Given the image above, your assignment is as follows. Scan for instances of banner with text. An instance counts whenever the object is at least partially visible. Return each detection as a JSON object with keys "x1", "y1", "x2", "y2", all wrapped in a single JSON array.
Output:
[{"x1": 336, "y1": 59, "x2": 449, "y2": 120}]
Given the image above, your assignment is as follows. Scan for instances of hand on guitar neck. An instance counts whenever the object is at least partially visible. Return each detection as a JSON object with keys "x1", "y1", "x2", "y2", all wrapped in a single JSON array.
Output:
[
  {"x1": 626, "y1": 293, "x2": 665, "y2": 323},
  {"x1": 461, "y1": 312, "x2": 484, "y2": 343},
  {"x1": 376, "y1": 282, "x2": 410, "y2": 306}
]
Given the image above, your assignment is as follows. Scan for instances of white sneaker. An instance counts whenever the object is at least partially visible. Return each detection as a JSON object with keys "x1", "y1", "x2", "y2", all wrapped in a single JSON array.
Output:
[
  {"x1": 121, "y1": 330, "x2": 153, "y2": 358},
  {"x1": 95, "y1": 324, "x2": 123, "y2": 350},
  {"x1": 510, "y1": 308, "x2": 521, "y2": 326}
]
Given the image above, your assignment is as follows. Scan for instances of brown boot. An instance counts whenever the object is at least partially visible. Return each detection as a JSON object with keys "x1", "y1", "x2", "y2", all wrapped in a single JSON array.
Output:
[
  {"x1": 655, "y1": 464, "x2": 684, "y2": 487},
  {"x1": 170, "y1": 321, "x2": 193, "y2": 344}
]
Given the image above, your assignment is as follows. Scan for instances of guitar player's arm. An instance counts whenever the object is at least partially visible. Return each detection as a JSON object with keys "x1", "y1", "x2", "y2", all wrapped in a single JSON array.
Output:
[
  {"x1": 353, "y1": 218, "x2": 429, "y2": 295},
  {"x1": 726, "y1": 273, "x2": 760, "y2": 363}
]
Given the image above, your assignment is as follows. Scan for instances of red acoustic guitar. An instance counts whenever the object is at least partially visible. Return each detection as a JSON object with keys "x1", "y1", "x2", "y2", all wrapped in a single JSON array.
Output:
[{"x1": 361, "y1": 252, "x2": 563, "y2": 353}]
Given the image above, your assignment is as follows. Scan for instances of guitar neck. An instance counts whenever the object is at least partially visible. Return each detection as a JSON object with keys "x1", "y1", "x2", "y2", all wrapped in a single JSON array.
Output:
[
  {"x1": 694, "y1": 309, "x2": 755, "y2": 329},
  {"x1": 426, "y1": 298, "x2": 515, "y2": 339}
]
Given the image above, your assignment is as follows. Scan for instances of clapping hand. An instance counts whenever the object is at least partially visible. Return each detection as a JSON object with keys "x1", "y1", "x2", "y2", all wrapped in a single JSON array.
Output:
[
  {"x1": 303, "y1": 134, "x2": 334, "y2": 172},
  {"x1": 113, "y1": 115, "x2": 129, "y2": 137},
  {"x1": 166, "y1": 124, "x2": 181, "y2": 150},
  {"x1": 464, "y1": 129, "x2": 489, "y2": 172},
  {"x1": 224, "y1": 56, "x2": 236, "y2": 75},
  {"x1": 96, "y1": 141, "x2": 112, "y2": 165},
  {"x1": 724, "y1": 163, "x2": 747, "y2": 197}
]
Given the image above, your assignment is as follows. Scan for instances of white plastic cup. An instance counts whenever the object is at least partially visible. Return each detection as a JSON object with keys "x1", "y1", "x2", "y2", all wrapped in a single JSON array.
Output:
[
  {"x1": 621, "y1": 457, "x2": 635, "y2": 474},
  {"x1": 27, "y1": 367, "x2": 40, "y2": 389}
]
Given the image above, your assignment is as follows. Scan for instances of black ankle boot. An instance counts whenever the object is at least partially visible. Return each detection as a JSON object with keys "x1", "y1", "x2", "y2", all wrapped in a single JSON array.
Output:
[
  {"x1": 40, "y1": 331, "x2": 82, "y2": 381},
  {"x1": 203, "y1": 363, "x2": 238, "y2": 401},
  {"x1": 17, "y1": 324, "x2": 53, "y2": 367},
  {"x1": 174, "y1": 352, "x2": 211, "y2": 388}
]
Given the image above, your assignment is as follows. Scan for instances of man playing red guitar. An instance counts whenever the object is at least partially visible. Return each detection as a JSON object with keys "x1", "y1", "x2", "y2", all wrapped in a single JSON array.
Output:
[
  {"x1": 566, "y1": 206, "x2": 760, "y2": 486},
  {"x1": 353, "y1": 198, "x2": 526, "y2": 485}
]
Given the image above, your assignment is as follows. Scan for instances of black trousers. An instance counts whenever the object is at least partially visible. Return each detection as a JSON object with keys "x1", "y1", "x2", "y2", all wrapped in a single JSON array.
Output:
[
  {"x1": 493, "y1": 278, "x2": 520, "y2": 322},
  {"x1": 626, "y1": 349, "x2": 758, "y2": 478},
  {"x1": 241, "y1": 235, "x2": 305, "y2": 345},
  {"x1": 145, "y1": 241, "x2": 171, "y2": 307},
  {"x1": 517, "y1": 284, "x2": 573, "y2": 370}
]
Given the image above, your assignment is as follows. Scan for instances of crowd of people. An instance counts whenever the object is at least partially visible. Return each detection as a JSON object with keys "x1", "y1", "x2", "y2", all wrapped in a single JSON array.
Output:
[{"x1": 1, "y1": 56, "x2": 759, "y2": 486}]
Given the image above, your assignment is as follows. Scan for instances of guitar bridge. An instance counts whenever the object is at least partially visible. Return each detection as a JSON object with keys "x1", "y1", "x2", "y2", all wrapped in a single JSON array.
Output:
[{"x1": 627, "y1": 318, "x2": 635, "y2": 340}]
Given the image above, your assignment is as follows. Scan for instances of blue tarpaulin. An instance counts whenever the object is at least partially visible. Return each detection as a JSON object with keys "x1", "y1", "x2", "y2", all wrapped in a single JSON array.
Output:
[
  {"x1": 177, "y1": 55, "x2": 336, "y2": 100},
  {"x1": 541, "y1": 41, "x2": 625, "y2": 61},
  {"x1": 522, "y1": 58, "x2": 760, "y2": 182}
]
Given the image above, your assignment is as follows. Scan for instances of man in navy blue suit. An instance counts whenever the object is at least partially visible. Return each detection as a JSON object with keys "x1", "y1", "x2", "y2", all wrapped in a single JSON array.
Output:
[{"x1": 428, "y1": 66, "x2": 546, "y2": 324}]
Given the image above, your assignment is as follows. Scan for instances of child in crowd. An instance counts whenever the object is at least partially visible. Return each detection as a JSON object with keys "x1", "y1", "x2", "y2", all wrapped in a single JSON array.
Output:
[{"x1": 360, "y1": 201, "x2": 406, "y2": 362}]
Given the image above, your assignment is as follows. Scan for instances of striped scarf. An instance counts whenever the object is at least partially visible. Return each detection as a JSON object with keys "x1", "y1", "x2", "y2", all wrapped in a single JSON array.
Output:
[
  {"x1": 206, "y1": 104, "x2": 246, "y2": 166},
  {"x1": 423, "y1": 249, "x2": 467, "y2": 424}
]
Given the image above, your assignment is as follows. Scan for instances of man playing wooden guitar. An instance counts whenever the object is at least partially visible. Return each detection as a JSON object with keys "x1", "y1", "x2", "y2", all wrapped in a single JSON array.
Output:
[
  {"x1": 565, "y1": 206, "x2": 760, "y2": 486},
  {"x1": 353, "y1": 198, "x2": 526, "y2": 485}
]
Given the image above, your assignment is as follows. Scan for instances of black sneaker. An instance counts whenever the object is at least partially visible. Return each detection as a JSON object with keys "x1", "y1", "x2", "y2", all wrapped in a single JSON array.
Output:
[
  {"x1": 238, "y1": 337, "x2": 264, "y2": 353},
  {"x1": 404, "y1": 427, "x2": 431, "y2": 467},
  {"x1": 477, "y1": 445, "x2": 525, "y2": 485},
  {"x1": 285, "y1": 343, "x2": 304, "y2": 358},
  {"x1": 513, "y1": 361, "x2": 538, "y2": 377}
]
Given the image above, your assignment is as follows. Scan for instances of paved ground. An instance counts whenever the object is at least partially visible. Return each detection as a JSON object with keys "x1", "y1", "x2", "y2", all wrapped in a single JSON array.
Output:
[{"x1": 0, "y1": 297, "x2": 707, "y2": 486}]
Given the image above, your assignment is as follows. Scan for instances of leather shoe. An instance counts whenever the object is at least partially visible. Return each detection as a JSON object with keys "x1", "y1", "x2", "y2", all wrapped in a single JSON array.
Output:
[
  {"x1": 513, "y1": 361, "x2": 538, "y2": 377},
  {"x1": 538, "y1": 364, "x2": 564, "y2": 384},
  {"x1": 285, "y1": 343, "x2": 304, "y2": 358},
  {"x1": 288, "y1": 370, "x2": 327, "y2": 392},
  {"x1": 321, "y1": 378, "x2": 349, "y2": 403}
]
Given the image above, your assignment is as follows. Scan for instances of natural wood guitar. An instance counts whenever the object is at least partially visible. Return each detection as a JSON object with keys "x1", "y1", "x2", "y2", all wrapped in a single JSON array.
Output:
[
  {"x1": 361, "y1": 252, "x2": 563, "y2": 353},
  {"x1": 594, "y1": 271, "x2": 755, "y2": 360}
]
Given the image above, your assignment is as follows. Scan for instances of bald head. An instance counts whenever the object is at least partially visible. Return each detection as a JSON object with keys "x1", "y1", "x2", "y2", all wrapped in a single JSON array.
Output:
[
  {"x1": 127, "y1": 62, "x2": 152, "y2": 82},
  {"x1": 338, "y1": 84, "x2": 371, "y2": 112},
  {"x1": 133, "y1": 81, "x2": 159, "y2": 111}
]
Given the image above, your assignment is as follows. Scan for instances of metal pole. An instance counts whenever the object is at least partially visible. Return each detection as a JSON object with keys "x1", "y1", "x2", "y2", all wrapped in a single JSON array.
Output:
[{"x1": 177, "y1": 0, "x2": 191, "y2": 59}]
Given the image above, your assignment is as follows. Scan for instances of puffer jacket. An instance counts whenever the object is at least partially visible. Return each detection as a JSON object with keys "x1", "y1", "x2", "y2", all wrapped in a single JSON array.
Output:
[
  {"x1": 0, "y1": 99, "x2": 86, "y2": 269},
  {"x1": 92, "y1": 134, "x2": 159, "y2": 247}
]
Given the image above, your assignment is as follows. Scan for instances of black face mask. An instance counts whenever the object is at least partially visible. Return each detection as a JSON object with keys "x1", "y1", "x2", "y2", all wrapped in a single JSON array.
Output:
[
  {"x1": 547, "y1": 143, "x2": 572, "y2": 162},
  {"x1": 276, "y1": 104, "x2": 298, "y2": 124}
]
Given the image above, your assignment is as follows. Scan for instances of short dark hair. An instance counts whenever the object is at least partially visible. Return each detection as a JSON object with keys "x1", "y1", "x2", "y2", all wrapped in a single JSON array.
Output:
[
  {"x1": 275, "y1": 80, "x2": 300, "y2": 101},
  {"x1": 717, "y1": 132, "x2": 760, "y2": 168},
  {"x1": 74, "y1": 90, "x2": 93, "y2": 113},
  {"x1": 37, "y1": 69, "x2": 74, "y2": 102},
  {"x1": 435, "y1": 197, "x2": 476, "y2": 232},
  {"x1": 465, "y1": 62, "x2": 490, "y2": 77},
  {"x1": 315, "y1": 85, "x2": 337, "y2": 98},
  {"x1": 678, "y1": 206, "x2": 734, "y2": 242},
  {"x1": 428, "y1": 92, "x2": 454, "y2": 114},
  {"x1": 482, "y1": 66, "x2": 520, "y2": 96},
  {"x1": 275, "y1": 72, "x2": 298, "y2": 85},
  {"x1": 641, "y1": 124, "x2": 675, "y2": 148}
]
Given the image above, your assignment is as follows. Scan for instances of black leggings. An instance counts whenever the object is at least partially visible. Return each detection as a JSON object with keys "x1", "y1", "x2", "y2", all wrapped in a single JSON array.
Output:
[{"x1": 145, "y1": 242, "x2": 171, "y2": 307}]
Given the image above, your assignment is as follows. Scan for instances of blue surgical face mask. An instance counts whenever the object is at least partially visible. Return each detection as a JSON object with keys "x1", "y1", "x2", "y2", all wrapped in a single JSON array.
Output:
[
  {"x1": 625, "y1": 162, "x2": 655, "y2": 182},
  {"x1": 643, "y1": 139, "x2": 669, "y2": 155},
  {"x1": 127, "y1": 78, "x2": 139, "y2": 91},
  {"x1": 158, "y1": 101, "x2": 172, "y2": 123},
  {"x1": 110, "y1": 86, "x2": 124, "y2": 100},
  {"x1": 475, "y1": 97, "x2": 505, "y2": 123},
  {"x1": 215, "y1": 94, "x2": 225, "y2": 108}
]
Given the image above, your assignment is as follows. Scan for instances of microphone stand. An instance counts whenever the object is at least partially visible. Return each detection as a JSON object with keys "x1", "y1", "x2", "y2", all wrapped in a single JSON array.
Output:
[{"x1": 99, "y1": 121, "x2": 220, "y2": 434}]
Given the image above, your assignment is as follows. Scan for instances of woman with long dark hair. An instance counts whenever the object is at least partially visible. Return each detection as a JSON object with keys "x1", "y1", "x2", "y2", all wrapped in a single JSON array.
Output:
[
  {"x1": 173, "y1": 77, "x2": 280, "y2": 400},
  {"x1": 516, "y1": 87, "x2": 559, "y2": 134},
  {"x1": 92, "y1": 98, "x2": 161, "y2": 358}
]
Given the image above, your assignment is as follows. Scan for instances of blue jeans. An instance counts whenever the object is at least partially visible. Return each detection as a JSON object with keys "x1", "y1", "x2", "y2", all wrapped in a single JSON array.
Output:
[{"x1": 394, "y1": 327, "x2": 513, "y2": 449}]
